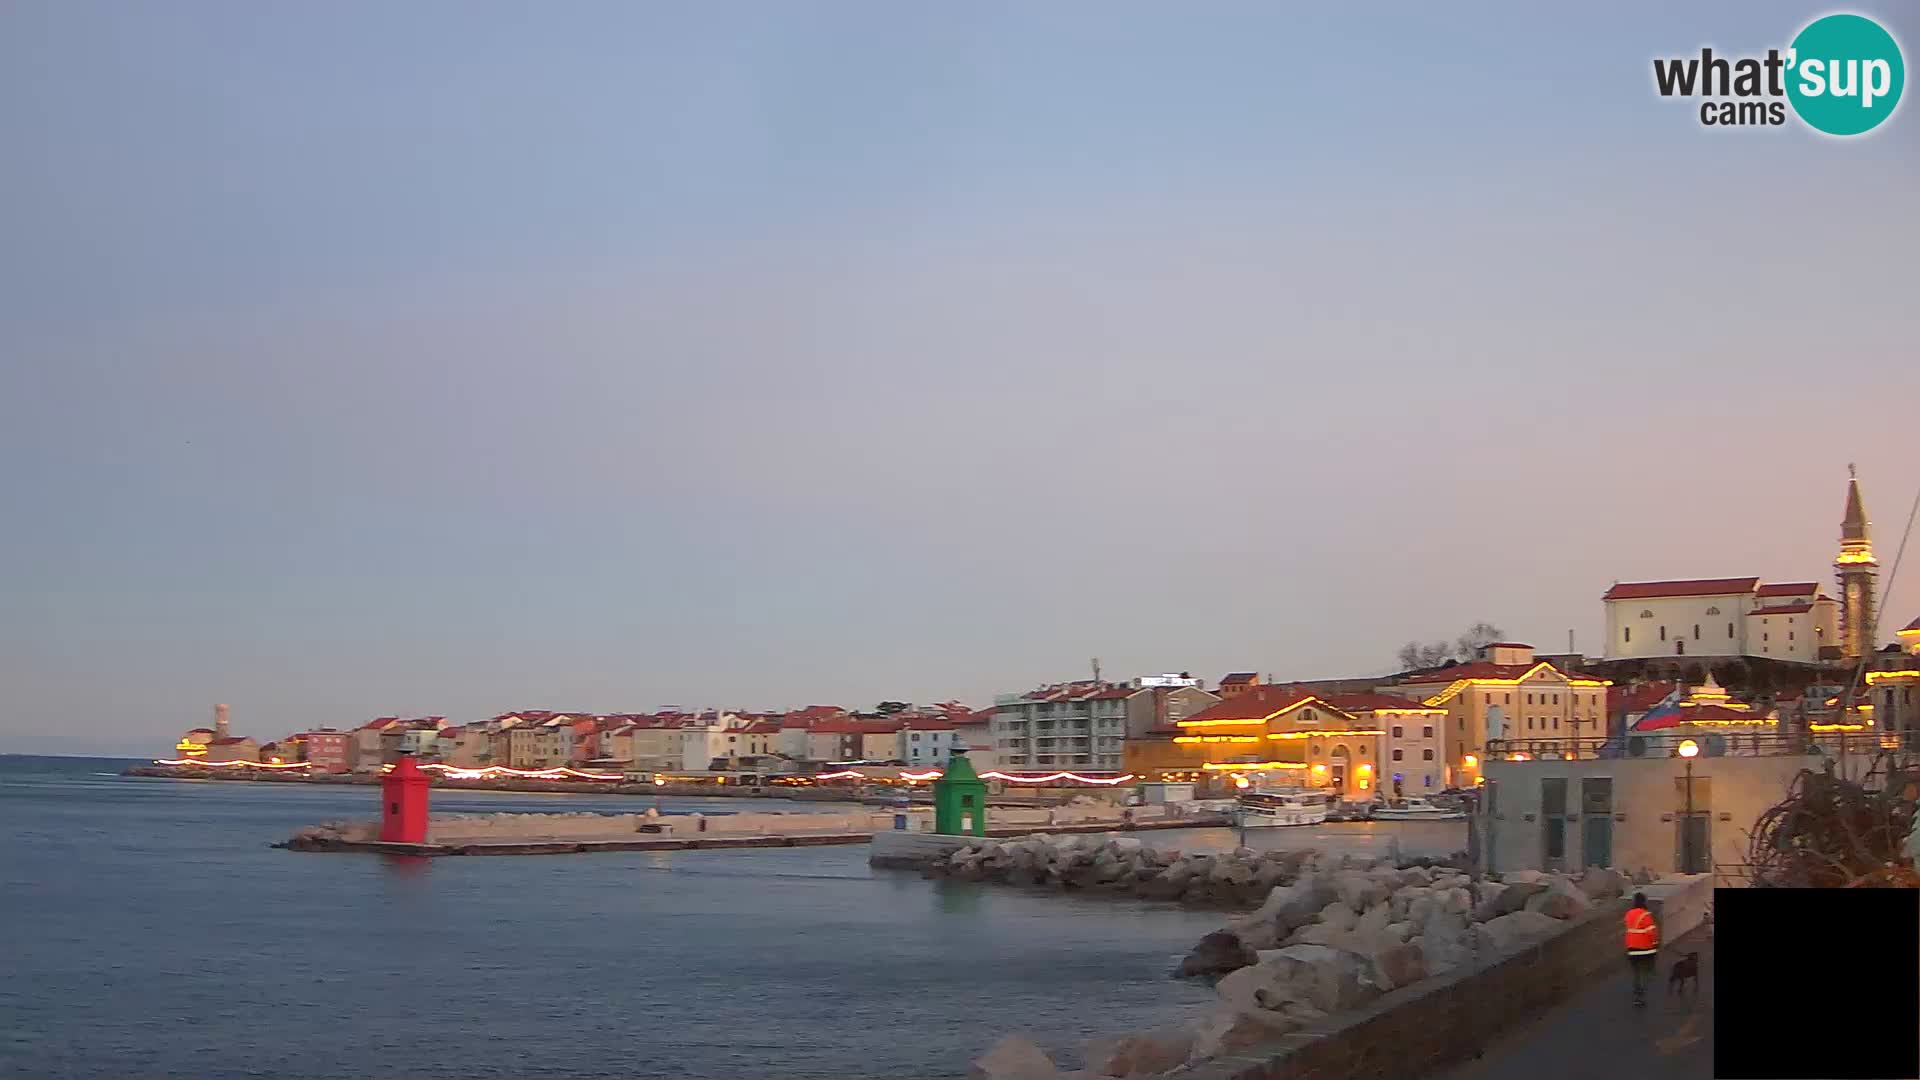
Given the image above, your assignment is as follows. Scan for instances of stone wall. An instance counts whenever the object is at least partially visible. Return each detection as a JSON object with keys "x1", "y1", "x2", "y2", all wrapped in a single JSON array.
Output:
[{"x1": 1184, "y1": 899, "x2": 1632, "y2": 1080}]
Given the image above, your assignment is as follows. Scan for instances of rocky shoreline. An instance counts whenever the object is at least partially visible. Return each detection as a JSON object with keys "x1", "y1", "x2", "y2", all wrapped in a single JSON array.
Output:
[{"x1": 935, "y1": 834, "x2": 1643, "y2": 1078}]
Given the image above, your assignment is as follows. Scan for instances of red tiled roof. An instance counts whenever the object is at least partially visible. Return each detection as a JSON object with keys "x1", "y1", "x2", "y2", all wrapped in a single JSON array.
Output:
[
  {"x1": 1179, "y1": 686, "x2": 1328, "y2": 724},
  {"x1": 741, "y1": 721, "x2": 782, "y2": 735},
  {"x1": 1757, "y1": 582, "x2": 1818, "y2": 597},
  {"x1": 208, "y1": 737, "x2": 252, "y2": 746},
  {"x1": 1218, "y1": 672, "x2": 1259, "y2": 685},
  {"x1": 1751, "y1": 603, "x2": 1813, "y2": 615},
  {"x1": 360, "y1": 717, "x2": 403, "y2": 731},
  {"x1": 1482, "y1": 643, "x2": 1532, "y2": 650},
  {"x1": 1086, "y1": 687, "x2": 1134, "y2": 701},
  {"x1": 1322, "y1": 691, "x2": 1447, "y2": 713},
  {"x1": 807, "y1": 718, "x2": 866, "y2": 735},
  {"x1": 1602, "y1": 577, "x2": 1760, "y2": 601},
  {"x1": 901, "y1": 717, "x2": 957, "y2": 731},
  {"x1": 1634, "y1": 704, "x2": 1765, "y2": 731}
]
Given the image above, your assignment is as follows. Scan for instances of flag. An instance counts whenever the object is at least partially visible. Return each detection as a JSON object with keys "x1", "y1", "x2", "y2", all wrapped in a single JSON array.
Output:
[{"x1": 1632, "y1": 686, "x2": 1687, "y2": 731}]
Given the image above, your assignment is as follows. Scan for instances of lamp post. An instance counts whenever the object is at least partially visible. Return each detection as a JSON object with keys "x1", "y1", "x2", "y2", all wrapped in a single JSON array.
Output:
[{"x1": 1678, "y1": 739, "x2": 1699, "y2": 873}]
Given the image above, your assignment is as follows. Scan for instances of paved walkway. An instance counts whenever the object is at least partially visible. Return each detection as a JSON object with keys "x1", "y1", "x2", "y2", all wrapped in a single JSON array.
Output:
[{"x1": 1434, "y1": 925, "x2": 1713, "y2": 1080}]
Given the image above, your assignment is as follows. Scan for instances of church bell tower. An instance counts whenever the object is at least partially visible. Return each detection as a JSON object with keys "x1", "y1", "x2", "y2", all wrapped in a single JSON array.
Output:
[{"x1": 1835, "y1": 465, "x2": 1877, "y2": 660}]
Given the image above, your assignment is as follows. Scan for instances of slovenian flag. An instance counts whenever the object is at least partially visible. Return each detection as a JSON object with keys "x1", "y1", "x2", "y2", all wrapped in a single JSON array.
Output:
[{"x1": 1632, "y1": 686, "x2": 1687, "y2": 731}]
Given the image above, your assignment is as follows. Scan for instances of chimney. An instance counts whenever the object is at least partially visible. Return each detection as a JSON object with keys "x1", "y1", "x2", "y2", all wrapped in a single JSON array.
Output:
[{"x1": 214, "y1": 703, "x2": 231, "y2": 740}]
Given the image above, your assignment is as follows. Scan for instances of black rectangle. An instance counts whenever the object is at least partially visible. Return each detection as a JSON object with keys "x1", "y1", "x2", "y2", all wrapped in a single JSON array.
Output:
[{"x1": 1715, "y1": 888, "x2": 1919, "y2": 1079}]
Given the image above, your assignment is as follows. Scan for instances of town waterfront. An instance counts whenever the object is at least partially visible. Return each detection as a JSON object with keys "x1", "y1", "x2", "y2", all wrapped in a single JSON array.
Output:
[{"x1": 0, "y1": 755, "x2": 1470, "y2": 1079}]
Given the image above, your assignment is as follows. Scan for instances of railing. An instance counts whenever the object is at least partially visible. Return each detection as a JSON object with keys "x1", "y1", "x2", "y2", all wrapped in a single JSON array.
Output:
[{"x1": 1484, "y1": 731, "x2": 1844, "y2": 760}]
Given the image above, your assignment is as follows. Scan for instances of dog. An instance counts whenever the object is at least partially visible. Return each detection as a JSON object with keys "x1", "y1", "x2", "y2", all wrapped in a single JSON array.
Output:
[{"x1": 1667, "y1": 950, "x2": 1701, "y2": 996}]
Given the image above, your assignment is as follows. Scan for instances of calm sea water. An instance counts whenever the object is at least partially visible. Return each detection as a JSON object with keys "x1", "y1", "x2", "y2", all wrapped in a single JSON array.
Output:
[{"x1": 0, "y1": 756, "x2": 1233, "y2": 1080}]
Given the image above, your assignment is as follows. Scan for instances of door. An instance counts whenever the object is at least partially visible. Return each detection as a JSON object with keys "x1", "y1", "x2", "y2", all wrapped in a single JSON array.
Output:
[
  {"x1": 1673, "y1": 773, "x2": 1712, "y2": 873},
  {"x1": 1581, "y1": 777, "x2": 1613, "y2": 869},
  {"x1": 1541, "y1": 777, "x2": 1569, "y2": 872}
]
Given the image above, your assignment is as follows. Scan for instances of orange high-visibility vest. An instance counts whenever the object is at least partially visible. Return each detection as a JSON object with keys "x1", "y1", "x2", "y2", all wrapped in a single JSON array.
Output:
[{"x1": 1624, "y1": 907, "x2": 1659, "y2": 955}]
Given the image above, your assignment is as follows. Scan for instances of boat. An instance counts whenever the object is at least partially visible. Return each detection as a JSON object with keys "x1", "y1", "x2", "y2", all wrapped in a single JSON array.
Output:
[
  {"x1": 1370, "y1": 797, "x2": 1467, "y2": 822},
  {"x1": 1233, "y1": 788, "x2": 1330, "y2": 828},
  {"x1": 1326, "y1": 799, "x2": 1376, "y2": 822}
]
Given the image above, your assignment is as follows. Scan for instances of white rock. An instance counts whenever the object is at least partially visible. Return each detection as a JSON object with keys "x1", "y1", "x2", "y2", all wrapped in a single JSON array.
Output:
[
  {"x1": 1187, "y1": 1008, "x2": 1292, "y2": 1064},
  {"x1": 970, "y1": 1036, "x2": 1058, "y2": 1080},
  {"x1": 1083, "y1": 1026, "x2": 1194, "y2": 1078},
  {"x1": 1479, "y1": 910, "x2": 1564, "y2": 952},
  {"x1": 1317, "y1": 901, "x2": 1358, "y2": 932},
  {"x1": 1501, "y1": 869, "x2": 1545, "y2": 884}
]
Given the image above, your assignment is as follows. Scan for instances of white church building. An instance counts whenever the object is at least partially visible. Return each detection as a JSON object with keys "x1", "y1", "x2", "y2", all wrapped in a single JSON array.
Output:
[
  {"x1": 1602, "y1": 577, "x2": 1838, "y2": 663},
  {"x1": 1601, "y1": 471, "x2": 1878, "y2": 666}
]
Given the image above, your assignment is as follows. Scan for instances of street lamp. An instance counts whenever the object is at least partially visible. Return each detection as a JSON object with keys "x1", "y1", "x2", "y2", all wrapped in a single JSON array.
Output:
[{"x1": 1678, "y1": 740, "x2": 1699, "y2": 872}]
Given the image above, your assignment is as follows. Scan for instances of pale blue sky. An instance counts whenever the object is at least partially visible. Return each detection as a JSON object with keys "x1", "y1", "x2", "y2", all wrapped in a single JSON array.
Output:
[{"x1": 3, "y1": 2, "x2": 1916, "y2": 754}]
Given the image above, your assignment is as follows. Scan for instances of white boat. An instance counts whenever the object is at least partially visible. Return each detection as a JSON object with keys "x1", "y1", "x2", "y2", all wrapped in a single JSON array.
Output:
[
  {"x1": 1370, "y1": 797, "x2": 1466, "y2": 822},
  {"x1": 1234, "y1": 789, "x2": 1330, "y2": 828}
]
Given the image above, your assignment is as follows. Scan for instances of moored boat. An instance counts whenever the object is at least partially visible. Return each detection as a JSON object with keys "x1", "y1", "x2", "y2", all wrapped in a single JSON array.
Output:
[
  {"x1": 1233, "y1": 788, "x2": 1330, "y2": 828},
  {"x1": 1369, "y1": 796, "x2": 1466, "y2": 821}
]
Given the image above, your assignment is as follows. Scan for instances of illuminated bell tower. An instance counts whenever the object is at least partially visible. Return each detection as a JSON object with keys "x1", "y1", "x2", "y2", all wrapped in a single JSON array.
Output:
[{"x1": 1835, "y1": 465, "x2": 1877, "y2": 661}]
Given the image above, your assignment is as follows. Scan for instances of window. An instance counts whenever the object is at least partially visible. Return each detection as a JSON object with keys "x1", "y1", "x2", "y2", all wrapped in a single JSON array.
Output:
[
  {"x1": 1393, "y1": 749, "x2": 1404, "y2": 761},
  {"x1": 1552, "y1": 718, "x2": 1560, "y2": 730},
  {"x1": 1392, "y1": 725, "x2": 1404, "y2": 738},
  {"x1": 1527, "y1": 718, "x2": 1535, "y2": 730},
  {"x1": 1660, "y1": 626, "x2": 1667, "y2": 641},
  {"x1": 1504, "y1": 694, "x2": 1511, "y2": 705},
  {"x1": 1552, "y1": 694, "x2": 1559, "y2": 705},
  {"x1": 1706, "y1": 606, "x2": 1720, "y2": 616},
  {"x1": 1422, "y1": 749, "x2": 1435, "y2": 761},
  {"x1": 1763, "y1": 633, "x2": 1769, "y2": 642},
  {"x1": 1789, "y1": 632, "x2": 1795, "y2": 641},
  {"x1": 1422, "y1": 725, "x2": 1434, "y2": 738},
  {"x1": 1728, "y1": 622, "x2": 1735, "y2": 638},
  {"x1": 1424, "y1": 774, "x2": 1433, "y2": 789},
  {"x1": 1526, "y1": 694, "x2": 1534, "y2": 705},
  {"x1": 1625, "y1": 627, "x2": 1632, "y2": 643},
  {"x1": 1640, "y1": 609, "x2": 1654, "y2": 618},
  {"x1": 1693, "y1": 624, "x2": 1700, "y2": 640},
  {"x1": 911, "y1": 733, "x2": 920, "y2": 741}
]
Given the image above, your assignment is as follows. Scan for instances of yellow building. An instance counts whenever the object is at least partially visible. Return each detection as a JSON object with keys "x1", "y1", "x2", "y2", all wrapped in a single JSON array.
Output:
[
  {"x1": 1380, "y1": 643, "x2": 1609, "y2": 785},
  {"x1": 1124, "y1": 687, "x2": 1385, "y2": 798}
]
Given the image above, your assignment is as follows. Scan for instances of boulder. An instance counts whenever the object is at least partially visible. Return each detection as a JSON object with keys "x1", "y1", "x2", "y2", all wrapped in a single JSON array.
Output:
[
  {"x1": 1188, "y1": 1008, "x2": 1293, "y2": 1064},
  {"x1": 1632, "y1": 868, "x2": 1657, "y2": 886},
  {"x1": 1580, "y1": 866, "x2": 1628, "y2": 900},
  {"x1": 1494, "y1": 881, "x2": 1547, "y2": 915},
  {"x1": 1384, "y1": 920, "x2": 1413, "y2": 943},
  {"x1": 1176, "y1": 930, "x2": 1258, "y2": 979},
  {"x1": 1289, "y1": 922, "x2": 1354, "y2": 948},
  {"x1": 1333, "y1": 869, "x2": 1390, "y2": 912},
  {"x1": 1261, "y1": 943, "x2": 1376, "y2": 1014},
  {"x1": 1479, "y1": 911, "x2": 1564, "y2": 953},
  {"x1": 1363, "y1": 941, "x2": 1428, "y2": 992},
  {"x1": 1502, "y1": 869, "x2": 1545, "y2": 884},
  {"x1": 1247, "y1": 878, "x2": 1332, "y2": 936},
  {"x1": 970, "y1": 1036, "x2": 1059, "y2": 1080},
  {"x1": 1215, "y1": 959, "x2": 1295, "y2": 1014},
  {"x1": 1417, "y1": 908, "x2": 1473, "y2": 975},
  {"x1": 1317, "y1": 901, "x2": 1359, "y2": 932},
  {"x1": 1105, "y1": 837, "x2": 1145, "y2": 856},
  {"x1": 1398, "y1": 865, "x2": 1435, "y2": 888},
  {"x1": 1351, "y1": 902, "x2": 1395, "y2": 948},
  {"x1": 1470, "y1": 882, "x2": 1508, "y2": 922},
  {"x1": 1524, "y1": 878, "x2": 1593, "y2": 920},
  {"x1": 1082, "y1": 1027, "x2": 1194, "y2": 1078}
]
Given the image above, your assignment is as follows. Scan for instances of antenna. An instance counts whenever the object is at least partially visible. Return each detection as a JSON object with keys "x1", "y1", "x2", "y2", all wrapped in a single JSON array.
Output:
[
  {"x1": 1091, "y1": 657, "x2": 1102, "y2": 684},
  {"x1": 1569, "y1": 629, "x2": 1576, "y2": 655}
]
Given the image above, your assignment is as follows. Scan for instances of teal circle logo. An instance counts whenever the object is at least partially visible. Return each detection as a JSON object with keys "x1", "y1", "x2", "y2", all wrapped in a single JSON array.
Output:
[{"x1": 1786, "y1": 14, "x2": 1905, "y2": 136}]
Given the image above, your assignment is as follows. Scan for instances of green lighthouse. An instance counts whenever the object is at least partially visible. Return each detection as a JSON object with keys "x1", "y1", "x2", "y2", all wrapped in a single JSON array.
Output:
[{"x1": 932, "y1": 748, "x2": 988, "y2": 836}]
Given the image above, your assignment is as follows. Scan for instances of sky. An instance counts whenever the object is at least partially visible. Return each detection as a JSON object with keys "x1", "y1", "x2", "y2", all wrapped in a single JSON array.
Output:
[{"x1": 2, "y1": 2, "x2": 1917, "y2": 755}]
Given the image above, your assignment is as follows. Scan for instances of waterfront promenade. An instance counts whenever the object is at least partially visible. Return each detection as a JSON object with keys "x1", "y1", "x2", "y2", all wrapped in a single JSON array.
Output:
[{"x1": 1433, "y1": 925, "x2": 1713, "y2": 1080}]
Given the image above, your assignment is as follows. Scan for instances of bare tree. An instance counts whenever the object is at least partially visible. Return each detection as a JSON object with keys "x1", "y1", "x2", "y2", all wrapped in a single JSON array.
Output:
[
  {"x1": 1397, "y1": 623, "x2": 1505, "y2": 671},
  {"x1": 1454, "y1": 622, "x2": 1504, "y2": 660}
]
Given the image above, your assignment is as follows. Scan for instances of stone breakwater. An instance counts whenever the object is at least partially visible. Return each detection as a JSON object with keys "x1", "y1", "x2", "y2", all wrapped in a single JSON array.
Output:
[{"x1": 940, "y1": 835, "x2": 1647, "y2": 1079}]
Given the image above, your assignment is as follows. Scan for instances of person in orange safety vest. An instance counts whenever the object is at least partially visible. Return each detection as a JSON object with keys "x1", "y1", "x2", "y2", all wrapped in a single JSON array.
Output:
[{"x1": 1625, "y1": 892, "x2": 1660, "y2": 1006}]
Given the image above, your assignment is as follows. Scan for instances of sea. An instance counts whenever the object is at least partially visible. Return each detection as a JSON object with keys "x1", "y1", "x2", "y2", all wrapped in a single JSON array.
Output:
[{"x1": 0, "y1": 755, "x2": 1466, "y2": 1080}]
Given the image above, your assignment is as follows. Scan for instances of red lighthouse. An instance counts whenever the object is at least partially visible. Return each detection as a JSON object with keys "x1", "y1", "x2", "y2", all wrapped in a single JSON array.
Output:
[{"x1": 380, "y1": 754, "x2": 431, "y2": 843}]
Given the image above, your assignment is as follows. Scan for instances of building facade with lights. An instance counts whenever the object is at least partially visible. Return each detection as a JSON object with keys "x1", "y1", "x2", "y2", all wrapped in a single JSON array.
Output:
[
  {"x1": 1381, "y1": 643, "x2": 1611, "y2": 787},
  {"x1": 1122, "y1": 686, "x2": 1385, "y2": 798}
]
